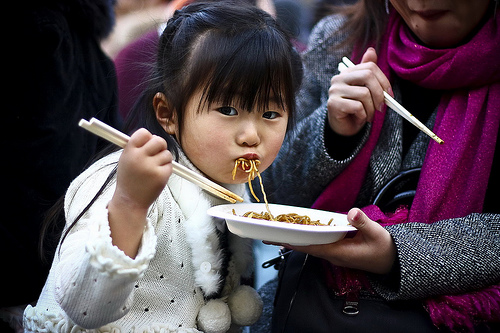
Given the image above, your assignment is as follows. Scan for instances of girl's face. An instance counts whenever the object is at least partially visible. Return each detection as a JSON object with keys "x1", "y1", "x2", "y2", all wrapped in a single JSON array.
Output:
[
  {"x1": 158, "y1": 90, "x2": 289, "y2": 184},
  {"x1": 390, "y1": 0, "x2": 491, "y2": 48}
]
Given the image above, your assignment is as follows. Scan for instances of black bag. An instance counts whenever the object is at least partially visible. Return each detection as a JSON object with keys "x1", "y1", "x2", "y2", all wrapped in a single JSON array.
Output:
[
  {"x1": 270, "y1": 169, "x2": 438, "y2": 332},
  {"x1": 271, "y1": 252, "x2": 438, "y2": 333},
  {"x1": 372, "y1": 167, "x2": 420, "y2": 212}
]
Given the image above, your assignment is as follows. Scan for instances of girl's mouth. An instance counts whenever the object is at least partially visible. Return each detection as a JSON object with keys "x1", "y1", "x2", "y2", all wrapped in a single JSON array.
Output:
[
  {"x1": 241, "y1": 153, "x2": 259, "y2": 161},
  {"x1": 232, "y1": 157, "x2": 263, "y2": 202},
  {"x1": 232, "y1": 157, "x2": 261, "y2": 179}
]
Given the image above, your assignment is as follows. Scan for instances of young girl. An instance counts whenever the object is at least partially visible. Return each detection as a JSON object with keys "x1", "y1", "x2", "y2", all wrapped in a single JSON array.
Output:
[{"x1": 23, "y1": 2, "x2": 300, "y2": 332}]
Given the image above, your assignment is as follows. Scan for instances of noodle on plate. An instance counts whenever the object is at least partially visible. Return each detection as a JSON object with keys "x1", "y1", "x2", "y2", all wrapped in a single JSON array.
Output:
[{"x1": 232, "y1": 158, "x2": 333, "y2": 226}]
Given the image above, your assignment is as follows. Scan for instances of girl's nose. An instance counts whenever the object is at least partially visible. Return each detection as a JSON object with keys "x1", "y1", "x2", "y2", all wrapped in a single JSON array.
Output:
[{"x1": 237, "y1": 122, "x2": 260, "y2": 147}]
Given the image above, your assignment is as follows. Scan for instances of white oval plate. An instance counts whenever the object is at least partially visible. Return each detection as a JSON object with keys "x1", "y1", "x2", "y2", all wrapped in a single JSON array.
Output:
[{"x1": 207, "y1": 203, "x2": 357, "y2": 245}]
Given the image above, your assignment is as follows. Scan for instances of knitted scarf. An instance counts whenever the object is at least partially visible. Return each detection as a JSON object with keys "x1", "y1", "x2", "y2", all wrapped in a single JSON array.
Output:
[{"x1": 312, "y1": 9, "x2": 500, "y2": 331}]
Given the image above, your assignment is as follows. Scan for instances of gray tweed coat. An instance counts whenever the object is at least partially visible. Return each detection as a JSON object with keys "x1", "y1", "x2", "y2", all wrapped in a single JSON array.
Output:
[{"x1": 255, "y1": 13, "x2": 500, "y2": 307}]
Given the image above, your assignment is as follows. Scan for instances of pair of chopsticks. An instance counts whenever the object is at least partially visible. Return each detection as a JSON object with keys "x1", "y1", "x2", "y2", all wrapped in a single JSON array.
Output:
[
  {"x1": 338, "y1": 57, "x2": 444, "y2": 145},
  {"x1": 79, "y1": 118, "x2": 243, "y2": 203}
]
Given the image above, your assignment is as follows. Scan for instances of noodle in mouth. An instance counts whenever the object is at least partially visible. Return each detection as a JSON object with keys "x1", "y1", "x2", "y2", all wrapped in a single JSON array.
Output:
[
  {"x1": 232, "y1": 158, "x2": 263, "y2": 203},
  {"x1": 232, "y1": 158, "x2": 333, "y2": 226}
]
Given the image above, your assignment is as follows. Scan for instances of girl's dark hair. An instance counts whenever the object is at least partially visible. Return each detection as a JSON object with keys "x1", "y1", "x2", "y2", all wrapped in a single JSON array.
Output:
[
  {"x1": 42, "y1": 1, "x2": 302, "y2": 255},
  {"x1": 124, "y1": 1, "x2": 302, "y2": 159}
]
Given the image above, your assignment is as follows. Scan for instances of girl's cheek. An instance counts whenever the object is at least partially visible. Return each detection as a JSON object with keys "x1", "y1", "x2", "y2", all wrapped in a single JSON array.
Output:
[{"x1": 262, "y1": 133, "x2": 286, "y2": 171}]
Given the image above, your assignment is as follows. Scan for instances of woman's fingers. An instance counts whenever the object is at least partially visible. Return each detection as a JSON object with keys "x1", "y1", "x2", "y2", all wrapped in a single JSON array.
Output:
[
  {"x1": 335, "y1": 63, "x2": 388, "y2": 112},
  {"x1": 277, "y1": 208, "x2": 397, "y2": 275},
  {"x1": 327, "y1": 48, "x2": 393, "y2": 136},
  {"x1": 361, "y1": 47, "x2": 392, "y2": 93},
  {"x1": 344, "y1": 208, "x2": 397, "y2": 274},
  {"x1": 330, "y1": 83, "x2": 376, "y2": 119}
]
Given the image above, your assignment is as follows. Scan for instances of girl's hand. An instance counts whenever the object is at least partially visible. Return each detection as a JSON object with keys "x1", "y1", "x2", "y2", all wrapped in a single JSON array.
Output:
[
  {"x1": 327, "y1": 48, "x2": 392, "y2": 136},
  {"x1": 114, "y1": 128, "x2": 172, "y2": 210},
  {"x1": 108, "y1": 128, "x2": 173, "y2": 257},
  {"x1": 270, "y1": 208, "x2": 397, "y2": 275}
]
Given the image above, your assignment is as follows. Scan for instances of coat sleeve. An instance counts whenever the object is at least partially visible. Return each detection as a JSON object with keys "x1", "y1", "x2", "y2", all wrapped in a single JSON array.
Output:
[
  {"x1": 370, "y1": 213, "x2": 500, "y2": 300},
  {"x1": 55, "y1": 157, "x2": 157, "y2": 328}
]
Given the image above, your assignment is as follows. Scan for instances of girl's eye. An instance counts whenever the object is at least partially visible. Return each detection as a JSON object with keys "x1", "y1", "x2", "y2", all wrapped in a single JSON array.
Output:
[
  {"x1": 217, "y1": 106, "x2": 238, "y2": 116},
  {"x1": 263, "y1": 111, "x2": 280, "y2": 119}
]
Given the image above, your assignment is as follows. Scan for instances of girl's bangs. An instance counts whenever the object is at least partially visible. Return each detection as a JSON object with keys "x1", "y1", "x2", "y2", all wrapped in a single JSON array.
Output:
[{"x1": 186, "y1": 29, "x2": 293, "y2": 113}]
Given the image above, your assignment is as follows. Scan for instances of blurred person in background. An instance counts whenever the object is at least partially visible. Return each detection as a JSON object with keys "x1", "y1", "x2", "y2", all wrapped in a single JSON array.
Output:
[
  {"x1": 101, "y1": 0, "x2": 174, "y2": 59},
  {"x1": 2, "y1": 0, "x2": 121, "y2": 331}
]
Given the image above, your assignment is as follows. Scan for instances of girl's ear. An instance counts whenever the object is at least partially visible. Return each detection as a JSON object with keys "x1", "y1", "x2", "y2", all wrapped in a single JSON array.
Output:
[{"x1": 153, "y1": 92, "x2": 177, "y2": 135}]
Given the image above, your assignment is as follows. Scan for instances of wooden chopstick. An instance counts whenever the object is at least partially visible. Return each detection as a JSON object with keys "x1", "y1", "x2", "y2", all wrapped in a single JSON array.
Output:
[
  {"x1": 339, "y1": 57, "x2": 444, "y2": 145},
  {"x1": 79, "y1": 118, "x2": 244, "y2": 203}
]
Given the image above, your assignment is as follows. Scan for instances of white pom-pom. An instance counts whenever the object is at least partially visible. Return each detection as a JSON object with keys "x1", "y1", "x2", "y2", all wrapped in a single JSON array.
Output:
[
  {"x1": 227, "y1": 285, "x2": 263, "y2": 326},
  {"x1": 197, "y1": 299, "x2": 232, "y2": 333}
]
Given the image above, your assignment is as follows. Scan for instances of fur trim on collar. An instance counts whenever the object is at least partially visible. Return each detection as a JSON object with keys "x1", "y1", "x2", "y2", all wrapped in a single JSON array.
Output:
[{"x1": 167, "y1": 153, "x2": 252, "y2": 298}]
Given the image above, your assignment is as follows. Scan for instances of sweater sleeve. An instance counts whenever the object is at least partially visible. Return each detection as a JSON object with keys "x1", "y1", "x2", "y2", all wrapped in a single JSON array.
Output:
[
  {"x1": 370, "y1": 213, "x2": 500, "y2": 300},
  {"x1": 55, "y1": 156, "x2": 157, "y2": 328}
]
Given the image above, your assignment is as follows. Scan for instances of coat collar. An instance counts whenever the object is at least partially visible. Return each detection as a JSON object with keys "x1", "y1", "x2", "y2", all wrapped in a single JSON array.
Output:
[{"x1": 167, "y1": 151, "x2": 249, "y2": 297}]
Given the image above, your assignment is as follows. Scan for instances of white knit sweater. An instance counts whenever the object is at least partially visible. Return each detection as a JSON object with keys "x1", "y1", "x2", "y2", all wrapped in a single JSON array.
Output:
[{"x1": 23, "y1": 150, "x2": 256, "y2": 332}]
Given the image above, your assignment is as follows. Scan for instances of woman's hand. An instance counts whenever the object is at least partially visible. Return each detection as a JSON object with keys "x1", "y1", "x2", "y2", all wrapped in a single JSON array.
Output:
[
  {"x1": 272, "y1": 208, "x2": 397, "y2": 275},
  {"x1": 327, "y1": 47, "x2": 392, "y2": 136},
  {"x1": 108, "y1": 128, "x2": 173, "y2": 258}
]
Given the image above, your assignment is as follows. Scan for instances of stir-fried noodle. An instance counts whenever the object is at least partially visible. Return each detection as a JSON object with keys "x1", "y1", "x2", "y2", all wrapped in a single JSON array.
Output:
[{"x1": 232, "y1": 158, "x2": 332, "y2": 226}]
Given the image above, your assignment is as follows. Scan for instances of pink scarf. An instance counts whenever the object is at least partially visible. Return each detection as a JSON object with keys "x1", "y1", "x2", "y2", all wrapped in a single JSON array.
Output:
[{"x1": 312, "y1": 10, "x2": 500, "y2": 331}]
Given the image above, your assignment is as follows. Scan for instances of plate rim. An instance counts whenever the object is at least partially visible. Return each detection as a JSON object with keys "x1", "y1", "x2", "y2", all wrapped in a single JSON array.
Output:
[{"x1": 207, "y1": 203, "x2": 357, "y2": 233}]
